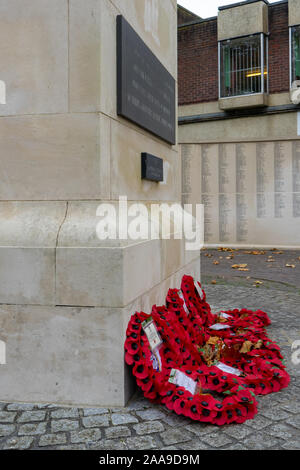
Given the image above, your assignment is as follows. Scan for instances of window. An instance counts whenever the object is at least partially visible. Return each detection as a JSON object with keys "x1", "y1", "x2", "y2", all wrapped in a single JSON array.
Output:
[
  {"x1": 290, "y1": 25, "x2": 300, "y2": 84},
  {"x1": 219, "y1": 34, "x2": 268, "y2": 98}
]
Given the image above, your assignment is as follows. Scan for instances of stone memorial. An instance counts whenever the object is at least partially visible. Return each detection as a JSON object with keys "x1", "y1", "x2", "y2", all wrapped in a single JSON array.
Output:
[{"x1": 0, "y1": 0, "x2": 200, "y2": 407}]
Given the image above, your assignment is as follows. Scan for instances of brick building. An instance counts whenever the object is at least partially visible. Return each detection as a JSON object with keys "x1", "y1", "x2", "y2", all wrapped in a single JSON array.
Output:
[{"x1": 178, "y1": 0, "x2": 300, "y2": 249}]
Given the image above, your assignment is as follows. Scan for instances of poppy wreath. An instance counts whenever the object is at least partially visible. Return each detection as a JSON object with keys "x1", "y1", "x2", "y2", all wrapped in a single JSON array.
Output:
[{"x1": 124, "y1": 276, "x2": 290, "y2": 425}]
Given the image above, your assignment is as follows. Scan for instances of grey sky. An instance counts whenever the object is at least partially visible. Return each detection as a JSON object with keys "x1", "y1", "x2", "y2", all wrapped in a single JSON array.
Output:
[{"x1": 178, "y1": 0, "x2": 279, "y2": 19}]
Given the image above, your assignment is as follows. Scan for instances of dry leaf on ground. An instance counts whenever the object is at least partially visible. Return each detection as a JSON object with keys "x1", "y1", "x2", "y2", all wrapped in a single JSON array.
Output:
[{"x1": 232, "y1": 264, "x2": 248, "y2": 269}]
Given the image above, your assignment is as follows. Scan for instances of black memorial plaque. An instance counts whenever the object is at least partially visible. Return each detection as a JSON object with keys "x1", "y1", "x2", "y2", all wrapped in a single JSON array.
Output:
[
  {"x1": 141, "y1": 153, "x2": 164, "y2": 182},
  {"x1": 117, "y1": 15, "x2": 176, "y2": 145}
]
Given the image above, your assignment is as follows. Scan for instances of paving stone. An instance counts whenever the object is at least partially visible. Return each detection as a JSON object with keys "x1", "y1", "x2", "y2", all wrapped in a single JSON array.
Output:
[
  {"x1": 7, "y1": 403, "x2": 34, "y2": 411},
  {"x1": 281, "y1": 439, "x2": 300, "y2": 450},
  {"x1": 18, "y1": 422, "x2": 46, "y2": 436},
  {"x1": 51, "y1": 419, "x2": 79, "y2": 432},
  {"x1": 111, "y1": 414, "x2": 138, "y2": 426},
  {"x1": 200, "y1": 432, "x2": 233, "y2": 448},
  {"x1": 160, "y1": 428, "x2": 192, "y2": 446},
  {"x1": 126, "y1": 435, "x2": 157, "y2": 450},
  {"x1": 280, "y1": 401, "x2": 300, "y2": 414},
  {"x1": 18, "y1": 410, "x2": 46, "y2": 423},
  {"x1": 83, "y1": 408, "x2": 108, "y2": 416},
  {"x1": 0, "y1": 411, "x2": 17, "y2": 423},
  {"x1": 127, "y1": 398, "x2": 151, "y2": 411},
  {"x1": 3, "y1": 437, "x2": 34, "y2": 450},
  {"x1": 51, "y1": 408, "x2": 79, "y2": 419},
  {"x1": 71, "y1": 428, "x2": 102, "y2": 444},
  {"x1": 58, "y1": 444, "x2": 87, "y2": 450},
  {"x1": 261, "y1": 408, "x2": 291, "y2": 422},
  {"x1": 82, "y1": 415, "x2": 110, "y2": 428},
  {"x1": 286, "y1": 415, "x2": 300, "y2": 429},
  {"x1": 178, "y1": 440, "x2": 210, "y2": 450},
  {"x1": 105, "y1": 426, "x2": 131, "y2": 439},
  {"x1": 266, "y1": 423, "x2": 295, "y2": 440},
  {"x1": 243, "y1": 431, "x2": 283, "y2": 450},
  {"x1": 223, "y1": 424, "x2": 253, "y2": 439},
  {"x1": 0, "y1": 424, "x2": 15, "y2": 437},
  {"x1": 224, "y1": 443, "x2": 247, "y2": 450},
  {"x1": 133, "y1": 421, "x2": 164, "y2": 435},
  {"x1": 185, "y1": 423, "x2": 217, "y2": 436},
  {"x1": 89, "y1": 439, "x2": 128, "y2": 450},
  {"x1": 244, "y1": 415, "x2": 272, "y2": 430},
  {"x1": 136, "y1": 409, "x2": 166, "y2": 421},
  {"x1": 39, "y1": 433, "x2": 67, "y2": 447},
  {"x1": 161, "y1": 413, "x2": 190, "y2": 427}
]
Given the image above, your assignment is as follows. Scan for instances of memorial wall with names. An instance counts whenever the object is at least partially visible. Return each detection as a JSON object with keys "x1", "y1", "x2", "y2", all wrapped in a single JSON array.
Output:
[{"x1": 182, "y1": 141, "x2": 300, "y2": 247}]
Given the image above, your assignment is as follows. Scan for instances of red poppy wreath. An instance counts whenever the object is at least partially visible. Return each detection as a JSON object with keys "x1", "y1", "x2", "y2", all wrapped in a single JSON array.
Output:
[{"x1": 124, "y1": 275, "x2": 290, "y2": 425}]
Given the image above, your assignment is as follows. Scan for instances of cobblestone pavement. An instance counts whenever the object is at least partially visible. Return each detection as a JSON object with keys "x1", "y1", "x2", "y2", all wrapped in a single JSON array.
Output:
[
  {"x1": 0, "y1": 278, "x2": 299, "y2": 450},
  {"x1": 201, "y1": 248, "x2": 300, "y2": 289}
]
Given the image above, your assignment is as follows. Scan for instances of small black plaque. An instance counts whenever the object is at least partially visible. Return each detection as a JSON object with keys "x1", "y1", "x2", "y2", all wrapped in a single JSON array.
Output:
[
  {"x1": 117, "y1": 15, "x2": 176, "y2": 145},
  {"x1": 141, "y1": 153, "x2": 164, "y2": 182}
]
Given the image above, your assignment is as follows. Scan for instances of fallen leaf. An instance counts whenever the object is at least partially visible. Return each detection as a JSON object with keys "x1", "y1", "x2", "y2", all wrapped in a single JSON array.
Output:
[
  {"x1": 211, "y1": 280, "x2": 217, "y2": 285},
  {"x1": 240, "y1": 341, "x2": 253, "y2": 354},
  {"x1": 286, "y1": 264, "x2": 296, "y2": 268},
  {"x1": 213, "y1": 261, "x2": 220, "y2": 265},
  {"x1": 238, "y1": 268, "x2": 249, "y2": 272},
  {"x1": 232, "y1": 264, "x2": 248, "y2": 269}
]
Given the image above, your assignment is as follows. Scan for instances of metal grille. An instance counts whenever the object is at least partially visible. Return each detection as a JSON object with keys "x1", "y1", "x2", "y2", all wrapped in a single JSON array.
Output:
[
  {"x1": 219, "y1": 34, "x2": 268, "y2": 98},
  {"x1": 291, "y1": 25, "x2": 300, "y2": 83}
]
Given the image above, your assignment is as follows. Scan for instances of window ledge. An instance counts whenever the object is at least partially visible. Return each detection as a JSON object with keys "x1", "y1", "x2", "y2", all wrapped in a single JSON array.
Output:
[{"x1": 219, "y1": 93, "x2": 268, "y2": 110}]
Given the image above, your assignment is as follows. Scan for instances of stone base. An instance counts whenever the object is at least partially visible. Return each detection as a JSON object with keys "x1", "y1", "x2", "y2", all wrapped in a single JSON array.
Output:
[{"x1": 0, "y1": 258, "x2": 200, "y2": 407}]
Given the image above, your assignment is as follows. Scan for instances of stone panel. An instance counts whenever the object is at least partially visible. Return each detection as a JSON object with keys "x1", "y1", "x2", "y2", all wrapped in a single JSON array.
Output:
[
  {"x1": 218, "y1": 1, "x2": 269, "y2": 41},
  {"x1": 0, "y1": 0, "x2": 68, "y2": 116},
  {"x1": 0, "y1": 114, "x2": 104, "y2": 200},
  {"x1": 110, "y1": 119, "x2": 180, "y2": 202},
  {"x1": 69, "y1": 0, "x2": 101, "y2": 112},
  {"x1": 180, "y1": 141, "x2": 300, "y2": 248},
  {"x1": 289, "y1": 0, "x2": 300, "y2": 26},
  {"x1": 0, "y1": 304, "x2": 126, "y2": 406}
]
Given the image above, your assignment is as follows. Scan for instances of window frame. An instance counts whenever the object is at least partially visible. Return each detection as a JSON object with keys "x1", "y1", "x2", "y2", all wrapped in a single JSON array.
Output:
[
  {"x1": 290, "y1": 24, "x2": 300, "y2": 87},
  {"x1": 218, "y1": 32, "x2": 269, "y2": 100}
]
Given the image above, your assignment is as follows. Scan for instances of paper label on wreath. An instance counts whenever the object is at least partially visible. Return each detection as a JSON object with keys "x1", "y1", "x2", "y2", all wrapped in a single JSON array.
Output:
[
  {"x1": 215, "y1": 362, "x2": 242, "y2": 376},
  {"x1": 168, "y1": 369, "x2": 197, "y2": 395},
  {"x1": 142, "y1": 317, "x2": 163, "y2": 351},
  {"x1": 150, "y1": 348, "x2": 162, "y2": 372},
  {"x1": 210, "y1": 323, "x2": 231, "y2": 331},
  {"x1": 220, "y1": 312, "x2": 232, "y2": 319},
  {"x1": 194, "y1": 282, "x2": 204, "y2": 300},
  {"x1": 178, "y1": 290, "x2": 189, "y2": 315}
]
